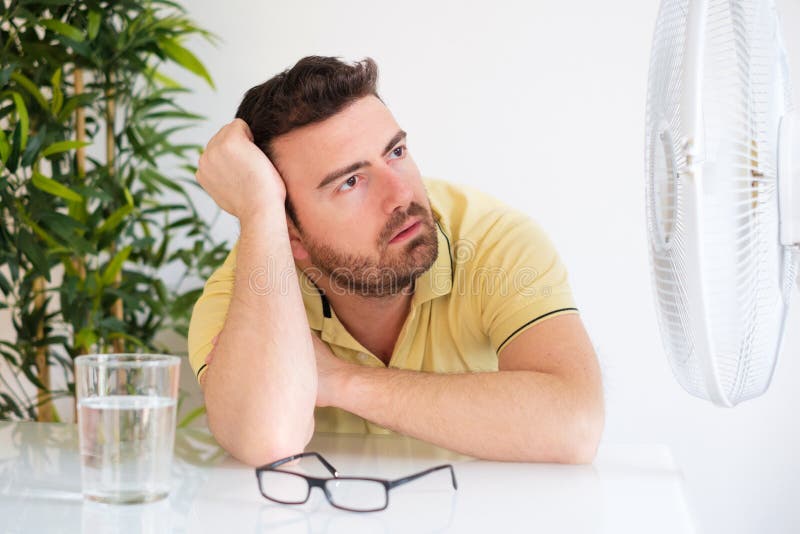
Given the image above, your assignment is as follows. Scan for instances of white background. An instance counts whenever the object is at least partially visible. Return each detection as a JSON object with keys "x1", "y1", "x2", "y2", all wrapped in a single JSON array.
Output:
[{"x1": 2, "y1": 1, "x2": 799, "y2": 533}]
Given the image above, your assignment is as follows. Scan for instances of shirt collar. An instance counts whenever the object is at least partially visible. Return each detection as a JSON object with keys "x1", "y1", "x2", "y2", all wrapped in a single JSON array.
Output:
[{"x1": 409, "y1": 214, "x2": 453, "y2": 307}]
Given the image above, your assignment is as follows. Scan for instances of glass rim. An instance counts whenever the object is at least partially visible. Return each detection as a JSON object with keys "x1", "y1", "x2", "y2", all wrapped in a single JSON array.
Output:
[{"x1": 74, "y1": 353, "x2": 181, "y2": 368}]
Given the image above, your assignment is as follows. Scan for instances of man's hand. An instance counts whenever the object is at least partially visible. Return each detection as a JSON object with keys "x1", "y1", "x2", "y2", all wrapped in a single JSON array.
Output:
[
  {"x1": 196, "y1": 119, "x2": 286, "y2": 222},
  {"x1": 311, "y1": 334, "x2": 351, "y2": 408}
]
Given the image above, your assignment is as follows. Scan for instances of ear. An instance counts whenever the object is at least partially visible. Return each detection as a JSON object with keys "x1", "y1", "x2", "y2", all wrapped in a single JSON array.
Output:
[{"x1": 287, "y1": 216, "x2": 310, "y2": 261}]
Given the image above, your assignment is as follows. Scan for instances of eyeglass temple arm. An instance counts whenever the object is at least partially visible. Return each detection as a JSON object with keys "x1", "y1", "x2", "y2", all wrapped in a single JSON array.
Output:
[
  {"x1": 257, "y1": 451, "x2": 340, "y2": 477},
  {"x1": 388, "y1": 464, "x2": 458, "y2": 490}
]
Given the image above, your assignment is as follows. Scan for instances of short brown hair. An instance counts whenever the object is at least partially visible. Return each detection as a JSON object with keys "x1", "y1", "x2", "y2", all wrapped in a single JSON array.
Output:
[
  {"x1": 236, "y1": 55, "x2": 381, "y2": 159},
  {"x1": 235, "y1": 56, "x2": 381, "y2": 226}
]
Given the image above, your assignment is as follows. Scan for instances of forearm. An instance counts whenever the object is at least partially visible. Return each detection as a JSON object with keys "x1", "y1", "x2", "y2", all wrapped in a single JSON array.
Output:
[
  {"x1": 204, "y1": 210, "x2": 316, "y2": 466},
  {"x1": 335, "y1": 367, "x2": 602, "y2": 463}
]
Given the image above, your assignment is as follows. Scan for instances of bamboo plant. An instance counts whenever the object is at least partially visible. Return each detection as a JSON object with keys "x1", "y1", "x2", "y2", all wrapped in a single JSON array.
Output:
[{"x1": 0, "y1": 0, "x2": 228, "y2": 422}]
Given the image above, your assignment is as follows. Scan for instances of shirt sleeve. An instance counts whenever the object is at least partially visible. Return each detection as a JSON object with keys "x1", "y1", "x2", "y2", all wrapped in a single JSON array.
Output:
[
  {"x1": 475, "y1": 211, "x2": 579, "y2": 354},
  {"x1": 187, "y1": 243, "x2": 238, "y2": 383}
]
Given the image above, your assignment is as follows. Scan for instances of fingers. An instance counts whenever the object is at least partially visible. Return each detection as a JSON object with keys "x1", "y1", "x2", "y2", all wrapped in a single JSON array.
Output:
[
  {"x1": 231, "y1": 118, "x2": 255, "y2": 142},
  {"x1": 194, "y1": 117, "x2": 285, "y2": 218},
  {"x1": 203, "y1": 119, "x2": 254, "y2": 155}
]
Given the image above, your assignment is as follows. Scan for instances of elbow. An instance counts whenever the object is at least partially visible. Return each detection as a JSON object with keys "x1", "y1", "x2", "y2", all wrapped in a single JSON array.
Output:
[
  {"x1": 513, "y1": 401, "x2": 604, "y2": 465},
  {"x1": 206, "y1": 406, "x2": 315, "y2": 468},
  {"x1": 209, "y1": 417, "x2": 314, "y2": 467},
  {"x1": 564, "y1": 402, "x2": 605, "y2": 465}
]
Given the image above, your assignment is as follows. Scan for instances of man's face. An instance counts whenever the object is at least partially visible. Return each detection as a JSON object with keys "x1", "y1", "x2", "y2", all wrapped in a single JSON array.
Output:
[{"x1": 271, "y1": 95, "x2": 438, "y2": 297}]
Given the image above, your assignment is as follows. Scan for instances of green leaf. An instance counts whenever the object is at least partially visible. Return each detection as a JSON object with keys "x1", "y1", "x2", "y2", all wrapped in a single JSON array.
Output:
[
  {"x1": 0, "y1": 393, "x2": 23, "y2": 419},
  {"x1": 97, "y1": 205, "x2": 134, "y2": 235},
  {"x1": 6, "y1": 125, "x2": 21, "y2": 172},
  {"x1": 154, "y1": 234, "x2": 170, "y2": 265},
  {"x1": 20, "y1": 0, "x2": 73, "y2": 5},
  {"x1": 87, "y1": 11, "x2": 101, "y2": 40},
  {"x1": 124, "y1": 126, "x2": 157, "y2": 166},
  {"x1": 40, "y1": 140, "x2": 91, "y2": 158},
  {"x1": 140, "y1": 203, "x2": 187, "y2": 215},
  {"x1": 57, "y1": 92, "x2": 96, "y2": 122},
  {"x1": 0, "y1": 128, "x2": 10, "y2": 163},
  {"x1": 67, "y1": 194, "x2": 89, "y2": 224},
  {"x1": 17, "y1": 230, "x2": 50, "y2": 277},
  {"x1": 158, "y1": 38, "x2": 215, "y2": 88},
  {"x1": 0, "y1": 66, "x2": 13, "y2": 87},
  {"x1": 40, "y1": 19, "x2": 85, "y2": 42},
  {"x1": 140, "y1": 168, "x2": 183, "y2": 193},
  {"x1": 40, "y1": 212, "x2": 86, "y2": 233},
  {"x1": 50, "y1": 68, "x2": 63, "y2": 115},
  {"x1": 32, "y1": 172, "x2": 83, "y2": 203},
  {"x1": 21, "y1": 361, "x2": 49, "y2": 391},
  {"x1": 19, "y1": 212, "x2": 59, "y2": 249},
  {"x1": 166, "y1": 216, "x2": 196, "y2": 231},
  {"x1": 20, "y1": 127, "x2": 47, "y2": 167},
  {"x1": 123, "y1": 187, "x2": 134, "y2": 207},
  {"x1": 0, "y1": 270, "x2": 11, "y2": 295},
  {"x1": 0, "y1": 349, "x2": 19, "y2": 366},
  {"x1": 102, "y1": 245, "x2": 132, "y2": 286},
  {"x1": 10, "y1": 92, "x2": 29, "y2": 150},
  {"x1": 10, "y1": 72, "x2": 48, "y2": 110},
  {"x1": 40, "y1": 213, "x2": 94, "y2": 255},
  {"x1": 32, "y1": 336, "x2": 68, "y2": 347},
  {"x1": 74, "y1": 327, "x2": 98, "y2": 351},
  {"x1": 150, "y1": 69, "x2": 182, "y2": 89},
  {"x1": 144, "y1": 110, "x2": 204, "y2": 121},
  {"x1": 178, "y1": 405, "x2": 206, "y2": 428}
]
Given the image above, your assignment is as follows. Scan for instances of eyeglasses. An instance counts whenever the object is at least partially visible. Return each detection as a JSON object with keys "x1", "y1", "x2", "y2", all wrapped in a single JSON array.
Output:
[{"x1": 254, "y1": 451, "x2": 458, "y2": 512}]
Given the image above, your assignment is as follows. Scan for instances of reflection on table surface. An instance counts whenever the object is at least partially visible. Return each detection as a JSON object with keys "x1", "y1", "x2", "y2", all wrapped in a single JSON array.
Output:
[{"x1": 0, "y1": 422, "x2": 695, "y2": 533}]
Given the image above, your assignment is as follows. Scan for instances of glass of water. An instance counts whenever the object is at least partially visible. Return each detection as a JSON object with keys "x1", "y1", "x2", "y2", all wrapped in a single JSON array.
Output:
[{"x1": 75, "y1": 354, "x2": 180, "y2": 504}]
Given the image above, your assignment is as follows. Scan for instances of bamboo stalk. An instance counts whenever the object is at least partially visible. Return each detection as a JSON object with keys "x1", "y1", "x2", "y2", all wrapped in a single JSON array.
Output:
[
  {"x1": 72, "y1": 67, "x2": 87, "y2": 311},
  {"x1": 33, "y1": 276, "x2": 52, "y2": 422},
  {"x1": 72, "y1": 68, "x2": 87, "y2": 423},
  {"x1": 105, "y1": 75, "x2": 124, "y2": 354},
  {"x1": 75, "y1": 68, "x2": 86, "y2": 180}
]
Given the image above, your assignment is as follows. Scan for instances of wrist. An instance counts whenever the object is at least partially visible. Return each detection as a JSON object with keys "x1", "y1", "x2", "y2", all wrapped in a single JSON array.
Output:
[
  {"x1": 239, "y1": 198, "x2": 288, "y2": 230},
  {"x1": 333, "y1": 363, "x2": 372, "y2": 411}
]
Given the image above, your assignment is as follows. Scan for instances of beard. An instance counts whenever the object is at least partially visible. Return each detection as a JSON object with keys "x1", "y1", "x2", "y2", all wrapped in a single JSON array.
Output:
[{"x1": 300, "y1": 201, "x2": 439, "y2": 298}]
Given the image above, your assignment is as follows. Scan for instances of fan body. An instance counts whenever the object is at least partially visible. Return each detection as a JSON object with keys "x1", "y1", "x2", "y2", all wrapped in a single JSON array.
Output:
[{"x1": 645, "y1": 0, "x2": 799, "y2": 406}]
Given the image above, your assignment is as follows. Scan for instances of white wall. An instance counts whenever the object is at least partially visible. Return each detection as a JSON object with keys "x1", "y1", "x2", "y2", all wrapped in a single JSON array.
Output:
[{"x1": 1, "y1": 1, "x2": 797, "y2": 532}]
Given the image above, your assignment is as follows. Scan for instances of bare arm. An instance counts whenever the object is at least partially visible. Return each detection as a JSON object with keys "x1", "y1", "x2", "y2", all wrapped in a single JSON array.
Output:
[
  {"x1": 196, "y1": 120, "x2": 316, "y2": 466},
  {"x1": 316, "y1": 314, "x2": 604, "y2": 463}
]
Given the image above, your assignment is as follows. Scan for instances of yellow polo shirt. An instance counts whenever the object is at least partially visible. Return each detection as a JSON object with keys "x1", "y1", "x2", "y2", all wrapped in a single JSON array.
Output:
[{"x1": 188, "y1": 178, "x2": 578, "y2": 434}]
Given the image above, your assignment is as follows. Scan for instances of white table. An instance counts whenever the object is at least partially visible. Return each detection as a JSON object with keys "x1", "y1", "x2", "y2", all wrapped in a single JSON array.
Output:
[{"x1": 0, "y1": 422, "x2": 695, "y2": 533}]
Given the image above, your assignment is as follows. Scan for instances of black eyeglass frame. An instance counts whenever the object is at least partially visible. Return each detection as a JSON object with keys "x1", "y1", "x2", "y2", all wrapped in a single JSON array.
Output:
[{"x1": 254, "y1": 451, "x2": 458, "y2": 512}]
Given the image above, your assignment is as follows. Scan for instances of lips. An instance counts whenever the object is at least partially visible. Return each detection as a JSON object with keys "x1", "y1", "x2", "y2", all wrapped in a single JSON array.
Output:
[{"x1": 389, "y1": 219, "x2": 421, "y2": 243}]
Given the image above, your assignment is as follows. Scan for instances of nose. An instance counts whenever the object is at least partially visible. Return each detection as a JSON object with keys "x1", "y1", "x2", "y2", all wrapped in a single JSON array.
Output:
[{"x1": 380, "y1": 167, "x2": 413, "y2": 215}]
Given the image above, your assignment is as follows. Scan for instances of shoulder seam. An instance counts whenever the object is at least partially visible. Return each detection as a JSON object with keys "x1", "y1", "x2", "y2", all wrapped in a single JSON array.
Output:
[{"x1": 496, "y1": 307, "x2": 579, "y2": 353}]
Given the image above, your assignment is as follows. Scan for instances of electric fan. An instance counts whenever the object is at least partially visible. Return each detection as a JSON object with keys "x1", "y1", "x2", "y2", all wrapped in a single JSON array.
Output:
[{"x1": 645, "y1": 0, "x2": 800, "y2": 406}]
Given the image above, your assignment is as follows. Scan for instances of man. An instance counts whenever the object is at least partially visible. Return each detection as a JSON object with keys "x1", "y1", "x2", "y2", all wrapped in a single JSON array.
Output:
[{"x1": 189, "y1": 56, "x2": 604, "y2": 467}]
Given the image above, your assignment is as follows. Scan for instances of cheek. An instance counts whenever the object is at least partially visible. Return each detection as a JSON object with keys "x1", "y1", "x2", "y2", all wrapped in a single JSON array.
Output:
[
  {"x1": 319, "y1": 209, "x2": 381, "y2": 246},
  {"x1": 399, "y1": 153, "x2": 421, "y2": 176}
]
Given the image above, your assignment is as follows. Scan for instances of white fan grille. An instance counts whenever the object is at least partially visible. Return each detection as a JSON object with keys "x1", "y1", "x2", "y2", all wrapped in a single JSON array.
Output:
[
  {"x1": 646, "y1": 0, "x2": 705, "y2": 398},
  {"x1": 645, "y1": 0, "x2": 794, "y2": 405}
]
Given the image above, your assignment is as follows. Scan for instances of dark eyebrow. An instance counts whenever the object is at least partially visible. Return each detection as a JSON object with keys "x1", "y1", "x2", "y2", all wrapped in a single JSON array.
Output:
[{"x1": 316, "y1": 129, "x2": 407, "y2": 190}]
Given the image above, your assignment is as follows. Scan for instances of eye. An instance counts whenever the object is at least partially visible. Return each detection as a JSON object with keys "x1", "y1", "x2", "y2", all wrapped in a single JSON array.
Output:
[
  {"x1": 390, "y1": 145, "x2": 406, "y2": 158},
  {"x1": 338, "y1": 175, "x2": 359, "y2": 192}
]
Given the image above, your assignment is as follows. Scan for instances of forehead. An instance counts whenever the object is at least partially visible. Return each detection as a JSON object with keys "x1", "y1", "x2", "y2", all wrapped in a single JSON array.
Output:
[{"x1": 271, "y1": 95, "x2": 399, "y2": 187}]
